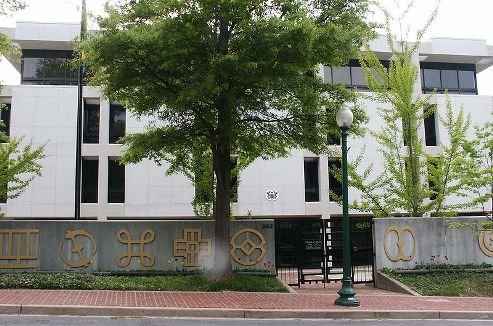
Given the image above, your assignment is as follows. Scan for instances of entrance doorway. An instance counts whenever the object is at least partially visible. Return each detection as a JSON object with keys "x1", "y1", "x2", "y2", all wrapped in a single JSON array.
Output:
[{"x1": 275, "y1": 217, "x2": 374, "y2": 287}]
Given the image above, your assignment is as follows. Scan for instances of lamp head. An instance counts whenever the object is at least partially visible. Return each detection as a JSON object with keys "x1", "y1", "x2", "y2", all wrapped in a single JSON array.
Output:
[{"x1": 336, "y1": 104, "x2": 354, "y2": 129}]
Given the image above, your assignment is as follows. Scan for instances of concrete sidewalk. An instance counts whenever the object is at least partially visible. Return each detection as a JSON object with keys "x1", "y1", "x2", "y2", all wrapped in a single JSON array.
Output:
[{"x1": 0, "y1": 284, "x2": 491, "y2": 320}]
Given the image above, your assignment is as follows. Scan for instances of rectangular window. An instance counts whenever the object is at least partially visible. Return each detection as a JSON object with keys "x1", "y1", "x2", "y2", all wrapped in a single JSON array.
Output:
[
  {"x1": 424, "y1": 106, "x2": 437, "y2": 146},
  {"x1": 328, "y1": 158, "x2": 342, "y2": 202},
  {"x1": 21, "y1": 50, "x2": 77, "y2": 85},
  {"x1": 327, "y1": 133, "x2": 341, "y2": 146},
  {"x1": 304, "y1": 158, "x2": 320, "y2": 202},
  {"x1": 427, "y1": 159, "x2": 438, "y2": 200},
  {"x1": 332, "y1": 67, "x2": 351, "y2": 85},
  {"x1": 81, "y1": 158, "x2": 98, "y2": 203},
  {"x1": 325, "y1": 59, "x2": 389, "y2": 90},
  {"x1": 231, "y1": 157, "x2": 238, "y2": 202},
  {"x1": 0, "y1": 166, "x2": 6, "y2": 203},
  {"x1": 0, "y1": 103, "x2": 10, "y2": 137},
  {"x1": 108, "y1": 158, "x2": 125, "y2": 203},
  {"x1": 83, "y1": 101, "x2": 100, "y2": 144},
  {"x1": 421, "y1": 62, "x2": 477, "y2": 94},
  {"x1": 109, "y1": 104, "x2": 126, "y2": 143}
]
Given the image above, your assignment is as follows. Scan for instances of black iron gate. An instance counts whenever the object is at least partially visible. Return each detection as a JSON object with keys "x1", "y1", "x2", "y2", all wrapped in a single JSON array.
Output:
[{"x1": 275, "y1": 217, "x2": 374, "y2": 287}]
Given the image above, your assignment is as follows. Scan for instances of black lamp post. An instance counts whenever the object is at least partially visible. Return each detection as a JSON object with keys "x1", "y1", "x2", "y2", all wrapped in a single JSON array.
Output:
[{"x1": 335, "y1": 104, "x2": 360, "y2": 307}]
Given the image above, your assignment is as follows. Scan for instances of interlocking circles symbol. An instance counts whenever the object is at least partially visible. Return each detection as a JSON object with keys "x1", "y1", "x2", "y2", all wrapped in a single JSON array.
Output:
[
  {"x1": 479, "y1": 230, "x2": 493, "y2": 257},
  {"x1": 230, "y1": 228, "x2": 266, "y2": 266},
  {"x1": 383, "y1": 226, "x2": 416, "y2": 262},
  {"x1": 59, "y1": 230, "x2": 97, "y2": 268}
]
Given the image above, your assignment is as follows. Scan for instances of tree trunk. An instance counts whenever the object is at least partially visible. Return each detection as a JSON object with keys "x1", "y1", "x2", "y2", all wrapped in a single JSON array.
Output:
[
  {"x1": 211, "y1": 17, "x2": 234, "y2": 279},
  {"x1": 212, "y1": 105, "x2": 233, "y2": 278}
]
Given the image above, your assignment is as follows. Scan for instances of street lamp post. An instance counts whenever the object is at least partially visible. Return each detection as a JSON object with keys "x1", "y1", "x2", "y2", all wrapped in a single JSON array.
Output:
[{"x1": 335, "y1": 104, "x2": 360, "y2": 307}]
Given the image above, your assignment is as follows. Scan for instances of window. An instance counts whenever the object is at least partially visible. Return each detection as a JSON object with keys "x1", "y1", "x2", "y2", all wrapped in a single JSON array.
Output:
[
  {"x1": 424, "y1": 105, "x2": 437, "y2": 146},
  {"x1": 324, "y1": 59, "x2": 389, "y2": 90},
  {"x1": 109, "y1": 104, "x2": 126, "y2": 143},
  {"x1": 81, "y1": 158, "x2": 98, "y2": 203},
  {"x1": 231, "y1": 157, "x2": 238, "y2": 202},
  {"x1": 420, "y1": 62, "x2": 477, "y2": 94},
  {"x1": 304, "y1": 158, "x2": 320, "y2": 202},
  {"x1": 0, "y1": 103, "x2": 10, "y2": 137},
  {"x1": 327, "y1": 132, "x2": 341, "y2": 146},
  {"x1": 21, "y1": 50, "x2": 77, "y2": 85},
  {"x1": 108, "y1": 158, "x2": 125, "y2": 203},
  {"x1": 0, "y1": 166, "x2": 6, "y2": 203},
  {"x1": 427, "y1": 159, "x2": 439, "y2": 200},
  {"x1": 83, "y1": 101, "x2": 99, "y2": 144},
  {"x1": 328, "y1": 158, "x2": 342, "y2": 201}
]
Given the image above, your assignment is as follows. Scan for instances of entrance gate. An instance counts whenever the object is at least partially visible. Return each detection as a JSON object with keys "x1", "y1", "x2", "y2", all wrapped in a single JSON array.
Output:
[{"x1": 275, "y1": 217, "x2": 374, "y2": 287}]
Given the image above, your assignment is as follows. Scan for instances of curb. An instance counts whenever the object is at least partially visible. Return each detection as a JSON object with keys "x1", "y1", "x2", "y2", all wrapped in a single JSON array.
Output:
[{"x1": 0, "y1": 305, "x2": 491, "y2": 320}]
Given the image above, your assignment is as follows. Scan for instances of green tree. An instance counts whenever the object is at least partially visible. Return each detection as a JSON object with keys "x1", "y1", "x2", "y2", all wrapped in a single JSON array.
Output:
[
  {"x1": 0, "y1": 0, "x2": 45, "y2": 216},
  {"x1": 347, "y1": 2, "x2": 473, "y2": 217},
  {"x1": 463, "y1": 118, "x2": 493, "y2": 228},
  {"x1": 81, "y1": 0, "x2": 373, "y2": 278}
]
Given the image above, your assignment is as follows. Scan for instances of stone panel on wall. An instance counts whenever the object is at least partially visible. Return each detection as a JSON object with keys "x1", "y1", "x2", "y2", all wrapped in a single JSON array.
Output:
[
  {"x1": 0, "y1": 220, "x2": 275, "y2": 273},
  {"x1": 373, "y1": 217, "x2": 493, "y2": 270}
]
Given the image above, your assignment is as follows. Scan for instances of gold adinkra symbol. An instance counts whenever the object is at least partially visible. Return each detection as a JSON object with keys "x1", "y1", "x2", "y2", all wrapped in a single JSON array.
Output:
[
  {"x1": 0, "y1": 229, "x2": 39, "y2": 269},
  {"x1": 230, "y1": 228, "x2": 266, "y2": 266},
  {"x1": 59, "y1": 229, "x2": 97, "y2": 268},
  {"x1": 479, "y1": 230, "x2": 493, "y2": 258},
  {"x1": 383, "y1": 226, "x2": 416, "y2": 262},
  {"x1": 116, "y1": 229, "x2": 155, "y2": 268},
  {"x1": 174, "y1": 229, "x2": 211, "y2": 267}
]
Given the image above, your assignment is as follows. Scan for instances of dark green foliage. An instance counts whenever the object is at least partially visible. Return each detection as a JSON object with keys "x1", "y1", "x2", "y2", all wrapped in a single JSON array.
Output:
[
  {"x1": 0, "y1": 272, "x2": 288, "y2": 292},
  {"x1": 385, "y1": 269, "x2": 493, "y2": 297}
]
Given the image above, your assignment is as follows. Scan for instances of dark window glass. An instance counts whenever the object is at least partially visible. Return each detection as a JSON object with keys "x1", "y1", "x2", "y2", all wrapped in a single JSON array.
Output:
[
  {"x1": 109, "y1": 104, "x2": 126, "y2": 143},
  {"x1": 327, "y1": 133, "x2": 341, "y2": 146},
  {"x1": 423, "y1": 69, "x2": 441, "y2": 88},
  {"x1": 231, "y1": 158, "x2": 238, "y2": 202},
  {"x1": 81, "y1": 158, "x2": 98, "y2": 203},
  {"x1": 83, "y1": 102, "x2": 99, "y2": 144},
  {"x1": 0, "y1": 103, "x2": 11, "y2": 137},
  {"x1": 326, "y1": 60, "x2": 389, "y2": 89},
  {"x1": 332, "y1": 67, "x2": 351, "y2": 85},
  {"x1": 108, "y1": 158, "x2": 125, "y2": 203},
  {"x1": 458, "y1": 70, "x2": 476, "y2": 90},
  {"x1": 350, "y1": 66, "x2": 367, "y2": 87},
  {"x1": 0, "y1": 166, "x2": 6, "y2": 203},
  {"x1": 304, "y1": 158, "x2": 319, "y2": 202},
  {"x1": 21, "y1": 50, "x2": 77, "y2": 85},
  {"x1": 428, "y1": 160, "x2": 438, "y2": 200},
  {"x1": 424, "y1": 107, "x2": 437, "y2": 146},
  {"x1": 441, "y1": 70, "x2": 458, "y2": 90},
  {"x1": 328, "y1": 159, "x2": 342, "y2": 201},
  {"x1": 421, "y1": 62, "x2": 477, "y2": 94},
  {"x1": 323, "y1": 66, "x2": 332, "y2": 83}
]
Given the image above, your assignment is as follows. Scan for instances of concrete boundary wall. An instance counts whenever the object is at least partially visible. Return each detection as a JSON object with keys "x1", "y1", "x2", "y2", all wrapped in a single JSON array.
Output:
[
  {"x1": 0, "y1": 220, "x2": 275, "y2": 273},
  {"x1": 373, "y1": 217, "x2": 493, "y2": 270}
]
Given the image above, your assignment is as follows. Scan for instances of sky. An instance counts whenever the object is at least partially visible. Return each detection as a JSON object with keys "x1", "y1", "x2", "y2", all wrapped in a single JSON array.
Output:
[{"x1": 0, "y1": 0, "x2": 492, "y2": 94}]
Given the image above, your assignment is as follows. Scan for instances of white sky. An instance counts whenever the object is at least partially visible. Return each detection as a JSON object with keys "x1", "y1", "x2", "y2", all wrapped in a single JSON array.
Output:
[{"x1": 0, "y1": 0, "x2": 492, "y2": 95}]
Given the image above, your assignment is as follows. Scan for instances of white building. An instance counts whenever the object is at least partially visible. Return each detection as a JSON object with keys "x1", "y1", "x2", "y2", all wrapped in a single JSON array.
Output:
[{"x1": 1, "y1": 21, "x2": 493, "y2": 221}]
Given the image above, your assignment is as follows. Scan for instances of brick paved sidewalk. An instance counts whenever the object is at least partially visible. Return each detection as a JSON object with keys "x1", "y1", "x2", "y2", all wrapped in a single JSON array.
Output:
[{"x1": 0, "y1": 285, "x2": 491, "y2": 319}]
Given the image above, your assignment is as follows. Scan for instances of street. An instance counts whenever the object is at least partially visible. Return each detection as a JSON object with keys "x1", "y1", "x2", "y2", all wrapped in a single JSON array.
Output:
[{"x1": 0, "y1": 316, "x2": 491, "y2": 326}]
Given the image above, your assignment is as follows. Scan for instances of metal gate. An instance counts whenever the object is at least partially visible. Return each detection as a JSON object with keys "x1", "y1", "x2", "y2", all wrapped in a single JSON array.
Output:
[{"x1": 275, "y1": 217, "x2": 374, "y2": 287}]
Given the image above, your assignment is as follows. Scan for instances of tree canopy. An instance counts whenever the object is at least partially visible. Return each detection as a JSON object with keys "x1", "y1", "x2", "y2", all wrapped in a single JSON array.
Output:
[{"x1": 82, "y1": 0, "x2": 374, "y2": 277}]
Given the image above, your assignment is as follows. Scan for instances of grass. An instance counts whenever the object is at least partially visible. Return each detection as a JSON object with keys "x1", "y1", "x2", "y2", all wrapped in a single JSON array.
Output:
[
  {"x1": 385, "y1": 270, "x2": 493, "y2": 296},
  {"x1": 0, "y1": 272, "x2": 288, "y2": 293}
]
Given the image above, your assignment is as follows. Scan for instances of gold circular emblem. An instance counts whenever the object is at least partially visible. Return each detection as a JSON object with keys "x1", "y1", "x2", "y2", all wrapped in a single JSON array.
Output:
[
  {"x1": 230, "y1": 228, "x2": 266, "y2": 266},
  {"x1": 59, "y1": 229, "x2": 97, "y2": 268},
  {"x1": 383, "y1": 226, "x2": 416, "y2": 262},
  {"x1": 479, "y1": 230, "x2": 493, "y2": 257}
]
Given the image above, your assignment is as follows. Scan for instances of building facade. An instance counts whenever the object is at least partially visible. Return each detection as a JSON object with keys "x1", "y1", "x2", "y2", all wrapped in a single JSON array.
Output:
[{"x1": 1, "y1": 21, "x2": 493, "y2": 221}]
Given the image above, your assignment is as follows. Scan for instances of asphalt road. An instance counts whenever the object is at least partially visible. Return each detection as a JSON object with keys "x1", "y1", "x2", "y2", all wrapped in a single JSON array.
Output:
[{"x1": 0, "y1": 316, "x2": 492, "y2": 326}]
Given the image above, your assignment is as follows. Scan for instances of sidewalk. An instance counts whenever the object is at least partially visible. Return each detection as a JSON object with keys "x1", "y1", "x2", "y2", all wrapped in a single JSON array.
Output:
[{"x1": 0, "y1": 284, "x2": 491, "y2": 320}]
